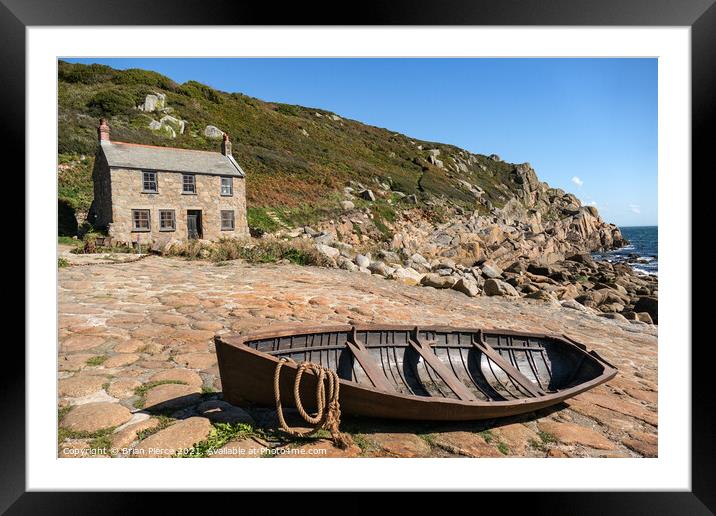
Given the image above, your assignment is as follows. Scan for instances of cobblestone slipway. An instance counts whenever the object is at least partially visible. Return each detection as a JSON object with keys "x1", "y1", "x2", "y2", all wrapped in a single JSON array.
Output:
[{"x1": 58, "y1": 255, "x2": 657, "y2": 459}]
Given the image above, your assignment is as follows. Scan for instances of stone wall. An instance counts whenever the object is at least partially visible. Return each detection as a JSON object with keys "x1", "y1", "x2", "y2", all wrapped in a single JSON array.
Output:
[
  {"x1": 88, "y1": 152, "x2": 113, "y2": 230},
  {"x1": 107, "y1": 168, "x2": 249, "y2": 244}
]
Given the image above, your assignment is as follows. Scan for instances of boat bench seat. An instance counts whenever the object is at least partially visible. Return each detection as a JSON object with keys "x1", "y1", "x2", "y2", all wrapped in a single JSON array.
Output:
[{"x1": 345, "y1": 332, "x2": 398, "y2": 393}]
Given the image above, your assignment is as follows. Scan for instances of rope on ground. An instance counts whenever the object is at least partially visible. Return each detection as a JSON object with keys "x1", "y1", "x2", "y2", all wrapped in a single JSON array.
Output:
[{"x1": 274, "y1": 357, "x2": 353, "y2": 449}]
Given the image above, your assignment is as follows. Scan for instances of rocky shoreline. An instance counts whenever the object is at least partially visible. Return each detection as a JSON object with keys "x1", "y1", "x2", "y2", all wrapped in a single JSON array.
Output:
[
  {"x1": 262, "y1": 171, "x2": 657, "y2": 325},
  {"x1": 288, "y1": 233, "x2": 658, "y2": 325}
]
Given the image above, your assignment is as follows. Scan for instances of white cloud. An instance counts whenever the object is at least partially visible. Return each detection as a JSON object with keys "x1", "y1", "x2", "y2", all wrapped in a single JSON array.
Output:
[
  {"x1": 629, "y1": 204, "x2": 641, "y2": 214},
  {"x1": 571, "y1": 176, "x2": 583, "y2": 187},
  {"x1": 587, "y1": 200, "x2": 598, "y2": 207}
]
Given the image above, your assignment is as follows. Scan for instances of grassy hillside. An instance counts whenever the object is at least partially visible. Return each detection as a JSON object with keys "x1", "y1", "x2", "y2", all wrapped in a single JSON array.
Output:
[{"x1": 57, "y1": 60, "x2": 541, "y2": 233}]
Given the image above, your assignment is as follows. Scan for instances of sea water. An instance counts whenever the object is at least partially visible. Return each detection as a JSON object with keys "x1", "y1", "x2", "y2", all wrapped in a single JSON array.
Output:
[{"x1": 592, "y1": 226, "x2": 658, "y2": 276}]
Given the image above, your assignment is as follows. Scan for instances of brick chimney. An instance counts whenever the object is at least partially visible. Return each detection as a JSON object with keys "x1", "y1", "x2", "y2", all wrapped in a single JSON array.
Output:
[
  {"x1": 98, "y1": 118, "x2": 110, "y2": 142},
  {"x1": 221, "y1": 133, "x2": 232, "y2": 156}
]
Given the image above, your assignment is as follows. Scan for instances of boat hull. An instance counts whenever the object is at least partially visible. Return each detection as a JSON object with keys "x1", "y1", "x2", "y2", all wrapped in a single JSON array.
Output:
[{"x1": 215, "y1": 324, "x2": 617, "y2": 421}]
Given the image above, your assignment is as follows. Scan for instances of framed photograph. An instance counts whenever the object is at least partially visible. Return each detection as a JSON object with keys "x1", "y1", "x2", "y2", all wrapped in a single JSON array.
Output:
[{"x1": 6, "y1": 0, "x2": 711, "y2": 511}]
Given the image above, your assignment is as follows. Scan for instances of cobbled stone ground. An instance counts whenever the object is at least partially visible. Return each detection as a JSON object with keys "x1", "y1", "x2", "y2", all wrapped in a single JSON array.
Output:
[{"x1": 58, "y1": 256, "x2": 657, "y2": 458}]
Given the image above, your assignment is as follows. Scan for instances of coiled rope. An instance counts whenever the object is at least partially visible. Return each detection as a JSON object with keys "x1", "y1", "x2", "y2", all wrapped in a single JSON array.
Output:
[{"x1": 273, "y1": 358, "x2": 353, "y2": 449}]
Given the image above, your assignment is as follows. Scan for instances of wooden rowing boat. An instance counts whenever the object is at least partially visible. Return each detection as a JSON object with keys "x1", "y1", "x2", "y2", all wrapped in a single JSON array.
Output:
[{"x1": 215, "y1": 324, "x2": 617, "y2": 421}]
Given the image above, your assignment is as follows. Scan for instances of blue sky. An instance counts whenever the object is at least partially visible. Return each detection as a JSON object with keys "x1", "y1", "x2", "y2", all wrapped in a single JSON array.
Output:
[{"x1": 65, "y1": 58, "x2": 657, "y2": 227}]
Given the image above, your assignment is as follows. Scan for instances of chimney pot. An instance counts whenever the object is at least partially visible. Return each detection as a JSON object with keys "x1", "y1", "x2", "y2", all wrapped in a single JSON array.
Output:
[
  {"x1": 221, "y1": 132, "x2": 232, "y2": 156},
  {"x1": 98, "y1": 118, "x2": 110, "y2": 142}
]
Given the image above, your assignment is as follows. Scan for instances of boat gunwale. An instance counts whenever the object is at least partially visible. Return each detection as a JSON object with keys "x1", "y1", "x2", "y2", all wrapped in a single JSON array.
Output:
[{"x1": 215, "y1": 324, "x2": 618, "y2": 408}]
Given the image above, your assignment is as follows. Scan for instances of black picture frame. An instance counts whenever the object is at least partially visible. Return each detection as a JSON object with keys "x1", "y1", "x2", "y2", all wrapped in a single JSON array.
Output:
[{"x1": 5, "y1": 0, "x2": 710, "y2": 512}]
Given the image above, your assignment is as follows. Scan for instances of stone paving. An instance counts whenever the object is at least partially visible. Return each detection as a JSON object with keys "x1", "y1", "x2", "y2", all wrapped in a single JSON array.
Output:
[{"x1": 57, "y1": 256, "x2": 658, "y2": 458}]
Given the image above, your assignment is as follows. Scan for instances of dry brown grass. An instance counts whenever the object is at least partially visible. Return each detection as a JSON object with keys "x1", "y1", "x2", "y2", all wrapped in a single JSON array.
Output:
[{"x1": 164, "y1": 237, "x2": 334, "y2": 267}]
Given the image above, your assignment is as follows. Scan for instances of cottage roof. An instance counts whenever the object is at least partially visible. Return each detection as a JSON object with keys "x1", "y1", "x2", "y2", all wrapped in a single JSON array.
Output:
[{"x1": 100, "y1": 141, "x2": 245, "y2": 177}]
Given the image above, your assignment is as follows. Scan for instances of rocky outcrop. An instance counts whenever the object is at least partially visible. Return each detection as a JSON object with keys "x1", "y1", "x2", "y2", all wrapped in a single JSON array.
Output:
[
  {"x1": 204, "y1": 125, "x2": 224, "y2": 139},
  {"x1": 384, "y1": 186, "x2": 626, "y2": 269},
  {"x1": 633, "y1": 296, "x2": 658, "y2": 324},
  {"x1": 427, "y1": 149, "x2": 444, "y2": 168},
  {"x1": 484, "y1": 278, "x2": 519, "y2": 297},
  {"x1": 138, "y1": 93, "x2": 166, "y2": 113},
  {"x1": 359, "y1": 189, "x2": 376, "y2": 201},
  {"x1": 149, "y1": 115, "x2": 186, "y2": 138},
  {"x1": 256, "y1": 153, "x2": 649, "y2": 322},
  {"x1": 512, "y1": 163, "x2": 543, "y2": 206},
  {"x1": 139, "y1": 94, "x2": 186, "y2": 138},
  {"x1": 421, "y1": 273, "x2": 456, "y2": 289},
  {"x1": 267, "y1": 200, "x2": 655, "y2": 323}
]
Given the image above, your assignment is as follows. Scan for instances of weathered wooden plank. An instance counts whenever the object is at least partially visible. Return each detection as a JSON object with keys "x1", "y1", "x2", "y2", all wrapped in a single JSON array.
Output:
[
  {"x1": 408, "y1": 332, "x2": 476, "y2": 401},
  {"x1": 346, "y1": 329, "x2": 397, "y2": 392},
  {"x1": 472, "y1": 331, "x2": 546, "y2": 397}
]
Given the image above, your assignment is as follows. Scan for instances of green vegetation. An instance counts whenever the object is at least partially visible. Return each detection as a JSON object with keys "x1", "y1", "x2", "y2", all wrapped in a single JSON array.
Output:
[
  {"x1": 269, "y1": 197, "x2": 344, "y2": 229},
  {"x1": 246, "y1": 207, "x2": 282, "y2": 233},
  {"x1": 88, "y1": 434, "x2": 113, "y2": 455},
  {"x1": 58, "y1": 154, "x2": 95, "y2": 236},
  {"x1": 58, "y1": 425, "x2": 117, "y2": 449},
  {"x1": 178, "y1": 420, "x2": 357, "y2": 458},
  {"x1": 528, "y1": 438, "x2": 546, "y2": 451},
  {"x1": 58, "y1": 155, "x2": 94, "y2": 212},
  {"x1": 178, "y1": 422, "x2": 256, "y2": 458},
  {"x1": 87, "y1": 90, "x2": 137, "y2": 117},
  {"x1": 70, "y1": 232, "x2": 148, "y2": 255},
  {"x1": 538, "y1": 430, "x2": 557, "y2": 444},
  {"x1": 58, "y1": 257, "x2": 70, "y2": 268},
  {"x1": 529, "y1": 430, "x2": 557, "y2": 451},
  {"x1": 58, "y1": 405, "x2": 72, "y2": 424},
  {"x1": 133, "y1": 380, "x2": 188, "y2": 409},
  {"x1": 349, "y1": 433, "x2": 375, "y2": 455},
  {"x1": 478, "y1": 429, "x2": 494, "y2": 444},
  {"x1": 418, "y1": 433, "x2": 437, "y2": 447},
  {"x1": 136, "y1": 415, "x2": 175, "y2": 441},
  {"x1": 497, "y1": 442, "x2": 510, "y2": 455},
  {"x1": 85, "y1": 355, "x2": 107, "y2": 366},
  {"x1": 58, "y1": 236, "x2": 79, "y2": 245},
  {"x1": 276, "y1": 103, "x2": 301, "y2": 117},
  {"x1": 369, "y1": 201, "x2": 398, "y2": 240},
  {"x1": 57, "y1": 405, "x2": 118, "y2": 455},
  {"x1": 58, "y1": 61, "x2": 178, "y2": 90},
  {"x1": 423, "y1": 202, "x2": 452, "y2": 224},
  {"x1": 57, "y1": 60, "x2": 534, "y2": 236},
  {"x1": 166, "y1": 238, "x2": 333, "y2": 267}
]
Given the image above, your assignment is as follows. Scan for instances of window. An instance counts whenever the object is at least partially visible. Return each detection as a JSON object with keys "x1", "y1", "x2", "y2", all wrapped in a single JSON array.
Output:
[
  {"x1": 132, "y1": 209, "x2": 151, "y2": 232},
  {"x1": 221, "y1": 177, "x2": 233, "y2": 196},
  {"x1": 221, "y1": 210, "x2": 235, "y2": 231},
  {"x1": 182, "y1": 174, "x2": 196, "y2": 194},
  {"x1": 142, "y1": 171, "x2": 157, "y2": 192},
  {"x1": 159, "y1": 210, "x2": 176, "y2": 231}
]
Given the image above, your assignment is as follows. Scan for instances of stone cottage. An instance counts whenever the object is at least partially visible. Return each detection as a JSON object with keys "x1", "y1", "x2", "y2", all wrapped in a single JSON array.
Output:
[{"x1": 88, "y1": 119, "x2": 249, "y2": 244}]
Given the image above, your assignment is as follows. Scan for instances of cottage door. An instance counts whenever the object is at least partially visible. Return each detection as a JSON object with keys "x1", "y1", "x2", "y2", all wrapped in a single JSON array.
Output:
[{"x1": 187, "y1": 213, "x2": 199, "y2": 240}]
